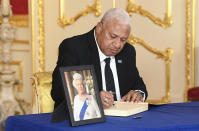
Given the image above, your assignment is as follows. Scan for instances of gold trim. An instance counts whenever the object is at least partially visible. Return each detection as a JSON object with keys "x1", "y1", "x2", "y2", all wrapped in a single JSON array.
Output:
[
  {"x1": 112, "y1": 0, "x2": 116, "y2": 8},
  {"x1": 126, "y1": 0, "x2": 173, "y2": 28},
  {"x1": 12, "y1": 40, "x2": 29, "y2": 45},
  {"x1": 58, "y1": 0, "x2": 101, "y2": 27},
  {"x1": 191, "y1": 0, "x2": 196, "y2": 87},
  {"x1": 31, "y1": 0, "x2": 36, "y2": 74},
  {"x1": 127, "y1": 35, "x2": 173, "y2": 104},
  {"x1": 0, "y1": 15, "x2": 28, "y2": 27},
  {"x1": 11, "y1": 49, "x2": 30, "y2": 52},
  {"x1": 184, "y1": 0, "x2": 191, "y2": 102},
  {"x1": 38, "y1": 0, "x2": 46, "y2": 72},
  {"x1": 0, "y1": 49, "x2": 30, "y2": 52},
  {"x1": 184, "y1": 0, "x2": 197, "y2": 101},
  {"x1": 0, "y1": 61, "x2": 23, "y2": 92}
]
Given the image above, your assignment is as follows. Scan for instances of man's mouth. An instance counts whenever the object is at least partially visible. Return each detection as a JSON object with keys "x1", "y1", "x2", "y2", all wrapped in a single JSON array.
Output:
[{"x1": 111, "y1": 49, "x2": 119, "y2": 54}]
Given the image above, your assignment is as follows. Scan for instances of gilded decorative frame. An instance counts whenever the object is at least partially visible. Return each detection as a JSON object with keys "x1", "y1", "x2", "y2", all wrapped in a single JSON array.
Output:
[
  {"x1": 31, "y1": 0, "x2": 36, "y2": 73},
  {"x1": 30, "y1": 0, "x2": 45, "y2": 73},
  {"x1": 12, "y1": 40, "x2": 29, "y2": 45},
  {"x1": 58, "y1": 0, "x2": 101, "y2": 27},
  {"x1": 184, "y1": 0, "x2": 197, "y2": 101},
  {"x1": 126, "y1": 0, "x2": 173, "y2": 28},
  {"x1": 38, "y1": 0, "x2": 45, "y2": 72}
]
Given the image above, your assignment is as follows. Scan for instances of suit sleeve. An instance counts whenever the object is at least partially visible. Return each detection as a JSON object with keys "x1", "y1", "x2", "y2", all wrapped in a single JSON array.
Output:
[
  {"x1": 51, "y1": 39, "x2": 77, "y2": 108},
  {"x1": 130, "y1": 45, "x2": 148, "y2": 100}
]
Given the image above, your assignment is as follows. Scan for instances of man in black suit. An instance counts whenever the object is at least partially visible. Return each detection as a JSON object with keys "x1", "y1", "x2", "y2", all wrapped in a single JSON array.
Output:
[{"x1": 51, "y1": 8, "x2": 147, "y2": 121}]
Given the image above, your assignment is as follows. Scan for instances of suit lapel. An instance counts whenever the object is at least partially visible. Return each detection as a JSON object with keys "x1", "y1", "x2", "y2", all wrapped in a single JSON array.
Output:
[{"x1": 115, "y1": 55, "x2": 123, "y2": 94}]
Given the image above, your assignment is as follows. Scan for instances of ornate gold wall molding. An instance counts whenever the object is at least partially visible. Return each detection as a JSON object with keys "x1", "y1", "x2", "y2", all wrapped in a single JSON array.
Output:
[
  {"x1": 0, "y1": 49, "x2": 30, "y2": 52},
  {"x1": 191, "y1": 0, "x2": 196, "y2": 87},
  {"x1": 184, "y1": 0, "x2": 191, "y2": 102},
  {"x1": 58, "y1": 0, "x2": 102, "y2": 27},
  {"x1": 38, "y1": 0, "x2": 46, "y2": 72},
  {"x1": 0, "y1": 15, "x2": 28, "y2": 27},
  {"x1": 128, "y1": 35, "x2": 173, "y2": 104},
  {"x1": 30, "y1": 0, "x2": 45, "y2": 73},
  {"x1": 12, "y1": 40, "x2": 29, "y2": 45},
  {"x1": 184, "y1": 0, "x2": 196, "y2": 101},
  {"x1": 11, "y1": 49, "x2": 30, "y2": 52},
  {"x1": 126, "y1": 0, "x2": 173, "y2": 28},
  {"x1": 31, "y1": 0, "x2": 36, "y2": 73}
]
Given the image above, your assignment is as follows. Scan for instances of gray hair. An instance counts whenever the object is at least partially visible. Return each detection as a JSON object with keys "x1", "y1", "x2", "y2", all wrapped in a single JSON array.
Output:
[
  {"x1": 101, "y1": 8, "x2": 131, "y2": 30},
  {"x1": 72, "y1": 73, "x2": 83, "y2": 87},
  {"x1": 72, "y1": 73, "x2": 90, "y2": 94}
]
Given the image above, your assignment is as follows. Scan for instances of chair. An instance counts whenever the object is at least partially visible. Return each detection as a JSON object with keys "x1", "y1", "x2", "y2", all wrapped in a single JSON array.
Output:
[
  {"x1": 32, "y1": 72, "x2": 54, "y2": 113},
  {"x1": 187, "y1": 86, "x2": 199, "y2": 101}
]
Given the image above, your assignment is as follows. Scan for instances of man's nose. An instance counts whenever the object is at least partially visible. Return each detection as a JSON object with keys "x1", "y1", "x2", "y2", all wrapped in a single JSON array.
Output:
[{"x1": 113, "y1": 38, "x2": 121, "y2": 49}]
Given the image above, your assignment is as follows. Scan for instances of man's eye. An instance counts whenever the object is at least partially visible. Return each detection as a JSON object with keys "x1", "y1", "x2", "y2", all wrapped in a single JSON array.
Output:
[
  {"x1": 110, "y1": 35, "x2": 116, "y2": 38},
  {"x1": 121, "y1": 39, "x2": 126, "y2": 42}
]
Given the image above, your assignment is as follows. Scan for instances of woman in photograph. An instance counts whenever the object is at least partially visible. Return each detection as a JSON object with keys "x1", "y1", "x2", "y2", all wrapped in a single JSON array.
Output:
[{"x1": 72, "y1": 73, "x2": 101, "y2": 121}]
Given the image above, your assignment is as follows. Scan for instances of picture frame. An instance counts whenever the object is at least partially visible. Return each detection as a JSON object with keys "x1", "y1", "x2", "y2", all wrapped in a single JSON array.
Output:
[{"x1": 59, "y1": 65, "x2": 106, "y2": 126}]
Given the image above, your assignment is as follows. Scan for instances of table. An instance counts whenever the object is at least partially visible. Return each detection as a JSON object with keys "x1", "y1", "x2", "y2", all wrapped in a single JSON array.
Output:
[{"x1": 5, "y1": 102, "x2": 199, "y2": 131}]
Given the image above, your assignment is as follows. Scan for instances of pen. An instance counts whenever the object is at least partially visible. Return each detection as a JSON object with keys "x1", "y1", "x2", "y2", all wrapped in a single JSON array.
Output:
[
  {"x1": 108, "y1": 91, "x2": 115, "y2": 95},
  {"x1": 108, "y1": 91, "x2": 115, "y2": 106}
]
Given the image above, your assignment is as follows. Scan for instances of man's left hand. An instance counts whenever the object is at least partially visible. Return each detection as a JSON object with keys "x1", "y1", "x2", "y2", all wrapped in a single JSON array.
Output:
[{"x1": 121, "y1": 90, "x2": 143, "y2": 103}]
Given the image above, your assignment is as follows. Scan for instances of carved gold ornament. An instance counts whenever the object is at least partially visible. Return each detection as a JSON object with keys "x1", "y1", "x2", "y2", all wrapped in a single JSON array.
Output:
[
  {"x1": 191, "y1": 0, "x2": 196, "y2": 88},
  {"x1": 38, "y1": 0, "x2": 46, "y2": 72},
  {"x1": 184, "y1": 0, "x2": 196, "y2": 101},
  {"x1": 58, "y1": 0, "x2": 102, "y2": 27},
  {"x1": 12, "y1": 40, "x2": 29, "y2": 45},
  {"x1": 31, "y1": 0, "x2": 36, "y2": 73},
  {"x1": 126, "y1": 0, "x2": 173, "y2": 28}
]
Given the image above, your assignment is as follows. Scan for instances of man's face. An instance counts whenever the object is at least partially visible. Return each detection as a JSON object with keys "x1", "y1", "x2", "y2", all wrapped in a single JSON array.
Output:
[
  {"x1": 96, "y1": 19, "x2": 130, "y2": 56},
  {"x1": 75, "y1": 79, "x2": 85, "y2": 95}
]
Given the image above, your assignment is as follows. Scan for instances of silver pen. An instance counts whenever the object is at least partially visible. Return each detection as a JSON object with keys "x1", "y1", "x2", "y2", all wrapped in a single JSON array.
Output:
[
  {"x1": 108, "y1": 91, "x2": 115, "y2": 95},
  {"x1": 108, "y1": 91, "x2": 115, "y2": 106}
]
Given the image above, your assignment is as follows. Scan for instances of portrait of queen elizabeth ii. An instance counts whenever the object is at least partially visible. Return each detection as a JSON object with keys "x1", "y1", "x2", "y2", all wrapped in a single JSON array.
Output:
[{"x1": 72, "y1": 73, "x2": 101, "y2": 121}]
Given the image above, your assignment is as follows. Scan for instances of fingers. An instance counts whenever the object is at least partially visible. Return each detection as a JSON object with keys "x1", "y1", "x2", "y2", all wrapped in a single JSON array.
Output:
[
  {"x1": 120, "y1": 96, "x2": 126, "y2": 102},
  {"x1": 131, "y1": 92, "x2": 142, "y2": 103},
  {"x1": 121, "y1": 90, "x2": 143, "y2": 103},
  {"x1": 100, "y1": 91, "x2": 114, "y2": 109}
]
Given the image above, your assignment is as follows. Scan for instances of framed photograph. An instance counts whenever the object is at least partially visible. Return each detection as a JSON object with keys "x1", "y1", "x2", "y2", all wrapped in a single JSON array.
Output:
[{"x1": 59, "y1": 65, "x2": 106, "y2": 126}]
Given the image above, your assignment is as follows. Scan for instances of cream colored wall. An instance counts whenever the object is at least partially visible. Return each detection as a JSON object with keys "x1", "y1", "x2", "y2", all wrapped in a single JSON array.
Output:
[{"x1": 30, "y1": 0, "x2": 197, "y2": 104}]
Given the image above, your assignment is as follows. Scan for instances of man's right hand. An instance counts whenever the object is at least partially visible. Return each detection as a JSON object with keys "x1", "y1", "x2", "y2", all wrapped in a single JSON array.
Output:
[{"x1": 100, "y1": 91, "x2": 114, "y2": 109}]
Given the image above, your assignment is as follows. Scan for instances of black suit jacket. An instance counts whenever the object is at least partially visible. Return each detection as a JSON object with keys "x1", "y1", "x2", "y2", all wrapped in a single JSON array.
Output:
[{"x1": 51, "y1": 27, "x2": 147, "y2": 122}]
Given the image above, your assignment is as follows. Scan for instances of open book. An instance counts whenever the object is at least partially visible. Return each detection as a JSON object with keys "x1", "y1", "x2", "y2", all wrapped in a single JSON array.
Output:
[{"x1": 104, "y1": 101, "x2": 148, "y2": 117}]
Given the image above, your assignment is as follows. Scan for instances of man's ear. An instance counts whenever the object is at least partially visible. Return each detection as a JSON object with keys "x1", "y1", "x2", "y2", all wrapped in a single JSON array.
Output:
[{"x1": 96, "y1": 22, "x2": 103, "y2": 34}]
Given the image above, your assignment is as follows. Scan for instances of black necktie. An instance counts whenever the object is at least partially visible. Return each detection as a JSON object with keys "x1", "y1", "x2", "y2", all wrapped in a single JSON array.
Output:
[{"x1": 104, "y1": 57, "x2": 117, "y2": 100}]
